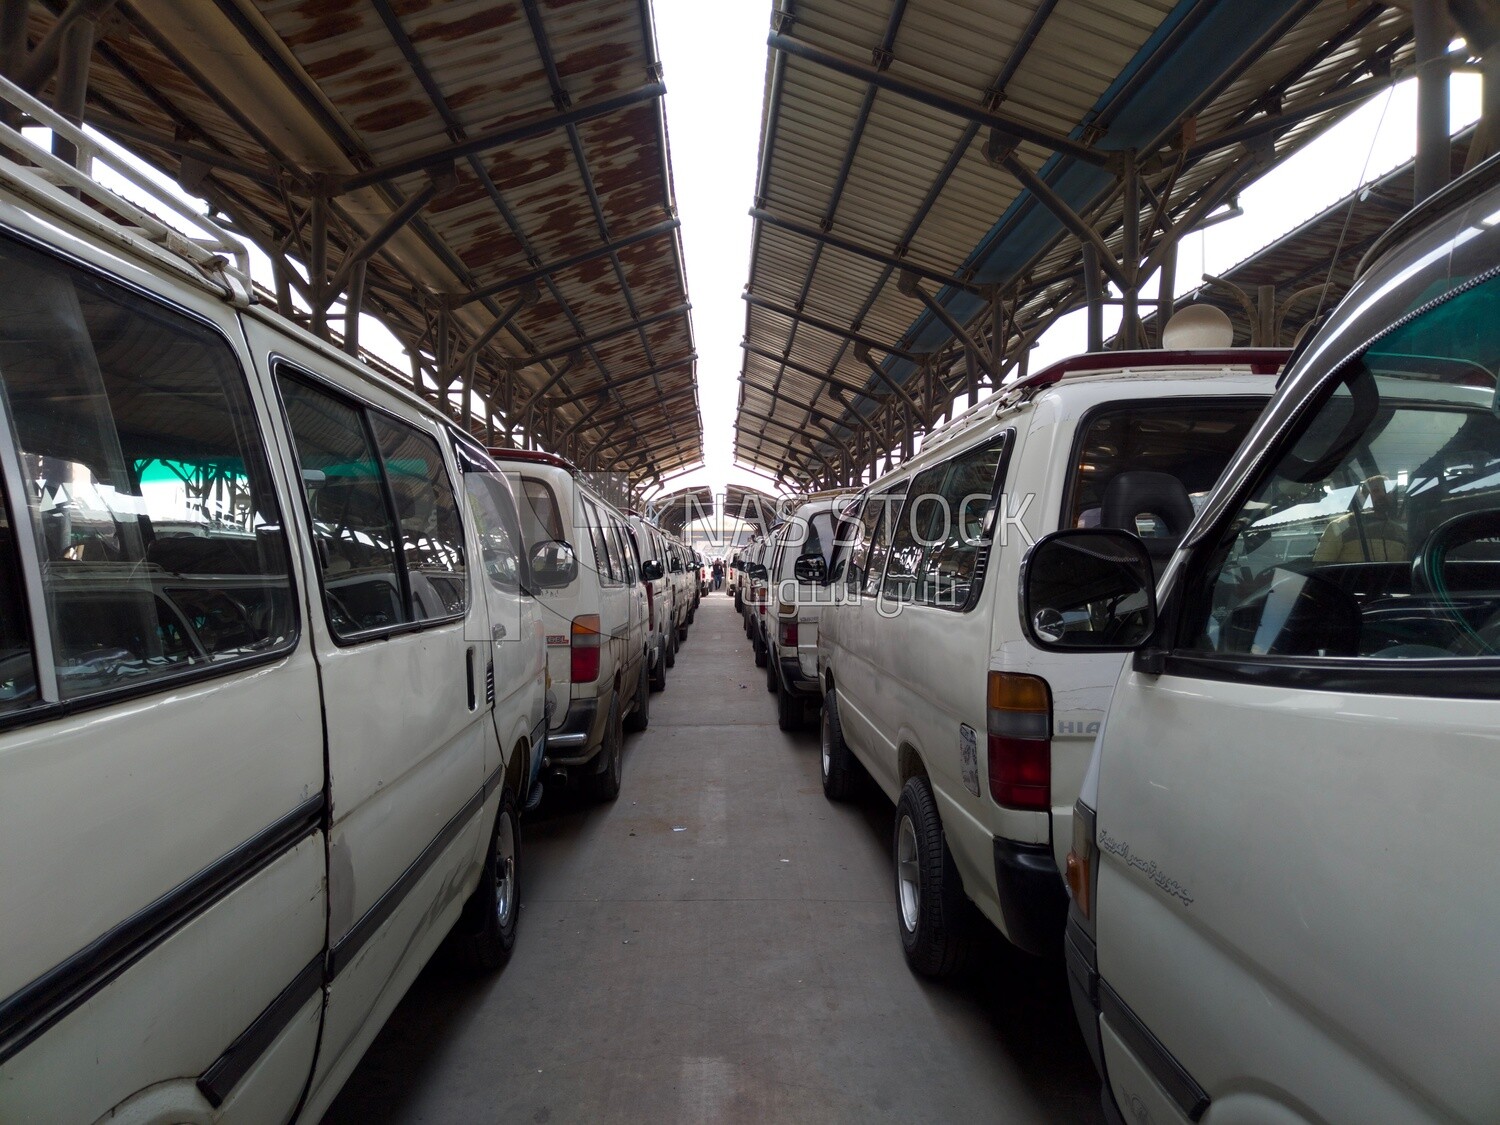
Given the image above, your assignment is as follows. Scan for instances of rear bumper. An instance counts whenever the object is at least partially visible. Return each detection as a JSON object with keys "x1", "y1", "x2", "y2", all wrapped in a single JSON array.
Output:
[
  {"x1": 546, "y1": 697, "x2": 599, "y2": 764},
  {"x1": 992, "y1": 837, "x2": 1068, "y2": 956},
  {"x1": 778, "y1": 656, "x2": 819, "y2": 696}
]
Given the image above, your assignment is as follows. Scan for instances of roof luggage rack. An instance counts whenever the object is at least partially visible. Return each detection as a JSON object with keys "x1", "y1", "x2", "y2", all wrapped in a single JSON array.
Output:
[{"x1": 0, "y1": 75, "x2": 253, "y2": 304}]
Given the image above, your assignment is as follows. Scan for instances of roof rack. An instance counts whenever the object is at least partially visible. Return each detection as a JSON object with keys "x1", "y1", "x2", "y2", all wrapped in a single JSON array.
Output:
[
  {"x1": 919, "y1": 346, "x2": 1290, "y2": 453},
  {"x1": 0, "y1": 75, "x2": 253, "y2": 304}
]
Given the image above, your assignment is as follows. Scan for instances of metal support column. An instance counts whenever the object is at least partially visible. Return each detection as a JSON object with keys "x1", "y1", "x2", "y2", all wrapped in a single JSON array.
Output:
[
  {"x1": 1083, "y1": 243, "x2": 1104, "y2": 352},
  {"x1": 1156, "y1": 242, "x2": 1178, "y2": 344},
  {"x1": 342, "y1": 259, "x2": 366, "y2": 357},
  {"x1": 309, "y1": 196, "x2": 329, "y2": 340},
  {"x1": 51, "y1": 13, "x2": 95, "y2": 173},
  {"x1": 1118, "y1": 158, "x2": 1142, "y2": 351},
  {"x1": 1415, "y1": 0, "x2": 1452, "y2": 204}
]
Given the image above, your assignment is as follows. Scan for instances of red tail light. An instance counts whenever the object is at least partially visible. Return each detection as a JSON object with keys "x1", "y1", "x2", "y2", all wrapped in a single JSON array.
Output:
[
  {"x1": 571, "y1": 614, "x2": 601, "y2": 683},
  {"x1": 987, "y1": 671, "x2": 1051, "y2": 811},
  {"x1": 645, "y1": 585, "x2": 655, "y2": 630},
  {"x1": 778, "y1": 619, "x2": 798, "y2": 647}
]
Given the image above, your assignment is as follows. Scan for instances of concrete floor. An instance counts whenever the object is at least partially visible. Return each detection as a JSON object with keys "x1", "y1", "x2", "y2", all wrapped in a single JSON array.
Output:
[{"x1": 324, "y1": 595, "x2": 1102, "y2": 1124}]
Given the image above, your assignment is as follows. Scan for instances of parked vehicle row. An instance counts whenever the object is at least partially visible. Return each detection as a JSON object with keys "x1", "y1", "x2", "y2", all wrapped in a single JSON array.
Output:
[
  {"x1": 0, "y1": 102, "x2": 696, "y2": 1122},
  {"x1": 738, "y1": 157, "x2": 1500, "y2": 1122}
]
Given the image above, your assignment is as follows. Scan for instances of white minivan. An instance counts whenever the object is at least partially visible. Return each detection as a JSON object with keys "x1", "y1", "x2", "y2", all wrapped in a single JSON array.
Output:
[
  {"x1": 494, "y1": 449, "x2": 651, "y2": 800},
  {"x1": 0, "y1": 96, "x2": 546, "y2": 1121},
  {"x1": 765, "y1": 492, "x2": 850, "y2": 729},
  {"x1": 1027, "y1": 161, "x2": 1500, "y2": 1124},
  {"x1": 818, "y1": 341, "x2": 1285, "y2": 972}
]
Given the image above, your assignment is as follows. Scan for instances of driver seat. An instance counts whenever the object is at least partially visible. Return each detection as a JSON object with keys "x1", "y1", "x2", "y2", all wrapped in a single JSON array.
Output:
[{"x1": 1101, "y1": 470, "x2": 1196, "y2": 574}]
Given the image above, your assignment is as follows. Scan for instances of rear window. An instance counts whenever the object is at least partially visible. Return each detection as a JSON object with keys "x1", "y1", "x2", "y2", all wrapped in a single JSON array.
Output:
[{"x1": 1064, "y1": 400, "x2": 1266, "y2": 540}]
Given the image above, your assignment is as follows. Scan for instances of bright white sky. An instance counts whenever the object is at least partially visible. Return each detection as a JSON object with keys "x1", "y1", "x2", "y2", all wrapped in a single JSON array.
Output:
[{"x1": 78, "y1": 7, "x2": 1483, "y2": 525}]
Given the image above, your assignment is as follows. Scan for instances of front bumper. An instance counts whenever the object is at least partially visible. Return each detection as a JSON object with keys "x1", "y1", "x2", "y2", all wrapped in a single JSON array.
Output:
[
  {"x1": 992, "y1": 837, "x2": 1068, "y2": 956},
  {"x1": 546, "y1": 697, "x2": 599, "y2": 764}
]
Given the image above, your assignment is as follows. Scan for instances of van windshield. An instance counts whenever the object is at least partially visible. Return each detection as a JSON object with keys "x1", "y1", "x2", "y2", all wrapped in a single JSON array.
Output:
[{"x1": 1190, "y1": 272, "x2": 1500, "y2": 659}]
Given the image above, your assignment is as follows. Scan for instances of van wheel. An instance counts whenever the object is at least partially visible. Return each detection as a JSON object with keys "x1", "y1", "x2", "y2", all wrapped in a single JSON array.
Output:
[
  {"x1": 665, "y1": 630, "x2": 677, "y2": 669},
  {"x1": 650, "y1": 643, "x2": 667, "y2": 692},
  {"x1": 821, "y1": 690, "x2": 857, "y2": 801},
  {"x1": 765, "y1": 652, "x2": 778, "y2": 693},
  {"x1": 591, "y1": 701, "x2": 624, "y2": 802},
  {"x1": 447, "y1": 787, "x2": 520, "y2": 971},
  {"x1": 677, "y1": 622, "x2": 688, "y2": 643},
  {"x1": 624, "y1": 666, "x2": 650, "y2": 733},
  {"x1": 895, "y1": 776, "x2": 971, "y2": 978},
  {"x1": 753, "y1": 639, "x2": 767, "y2": 668}
]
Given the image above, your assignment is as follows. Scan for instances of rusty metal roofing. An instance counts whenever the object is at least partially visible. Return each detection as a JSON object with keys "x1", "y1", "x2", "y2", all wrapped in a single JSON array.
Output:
[
  {"x1": 1135, "y1": 127, "x2": 1479, "y2": 347},
  {"x1": 737, "y1": 0, "x2": 1424, "y2": 486},
  {"x1": 25, "y1": 0, "x2": 699, "y2": 482}
]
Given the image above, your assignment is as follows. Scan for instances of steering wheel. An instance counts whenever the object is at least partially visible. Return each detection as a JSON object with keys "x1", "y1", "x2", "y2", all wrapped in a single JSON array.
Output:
[{"x1": 1410, "y1": 509, "x2": 1500, "y2": 654}]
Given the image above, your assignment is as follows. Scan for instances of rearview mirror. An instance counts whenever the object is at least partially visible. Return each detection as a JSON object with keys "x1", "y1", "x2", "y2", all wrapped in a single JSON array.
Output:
[
  {"x1": 641, "y1": 558, "x2": 664, "y2": 582},
  {"x1": 1020, "y1": 529, "x2": 1156, "y2": 651},
  {"x1": 528, "y1": 540, "x2": 578, "y2": 590},
  {"x1": 794, "y1": 553, "x2": 827, "y2": 584}
]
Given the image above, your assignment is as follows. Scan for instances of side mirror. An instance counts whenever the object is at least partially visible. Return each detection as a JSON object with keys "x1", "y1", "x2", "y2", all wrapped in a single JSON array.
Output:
[
  {"x1": 794, "y1": 553, "x2": 827, "y2": 584},
  {"x1": 528, "y1": 540, "x2": 578, "y2": 590},
  {"x1": 749, "y1": 562, "x2": 769, "y2": 581},
  {"x1": 641, "y1": 558, "x2": 664, "y2": 582},
  {"x1": 1020, "y1": 529, "x2": 1156, "y2": 651}
]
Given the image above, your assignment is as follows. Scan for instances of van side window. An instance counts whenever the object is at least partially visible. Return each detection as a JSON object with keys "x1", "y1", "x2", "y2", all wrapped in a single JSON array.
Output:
[
  {"x1": 582, "y1": 498, "x2": 618, "y2": 586},
  {"x1": 0, "y1": 237, "x2": 294, "y2": 703},
  {"x1": 369, "y1": 415, "x2": 467, "y2": 619},
  {"x1": 828, "y1": 496, "x2": 866, "y2": 585},
  {"x1": 861, "y1": 484, "x2": 909, "y2": 597},
  {"x1": 610, "y1": 517, "x2": 637, "y2": 584},
  {"x1": 458, "y1": 459, "x2": 524, "y2": 594},
  {"x1": 1184, "y1": 273, "x2": 1500, "y2": 666},
  {"x1": 277, "y1": 373, "x2": 464, "y2": 638},
  {"x1": 517, "y1": 476, "x2": 565, "y2": 544},
  {"x1": 884, "y1": 438, "x2": 1008, "y2": 610}
]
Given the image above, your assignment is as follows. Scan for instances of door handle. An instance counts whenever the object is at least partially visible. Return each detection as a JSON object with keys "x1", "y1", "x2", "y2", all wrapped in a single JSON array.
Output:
[{"x1": 492, "y1": 623, "x2": 507, "y2": 642}]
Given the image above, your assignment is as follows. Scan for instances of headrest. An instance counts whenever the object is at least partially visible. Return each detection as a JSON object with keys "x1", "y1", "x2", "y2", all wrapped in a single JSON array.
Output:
[{"x1": 1101, "y1": 471, "x2": 1197, "y2": 563}]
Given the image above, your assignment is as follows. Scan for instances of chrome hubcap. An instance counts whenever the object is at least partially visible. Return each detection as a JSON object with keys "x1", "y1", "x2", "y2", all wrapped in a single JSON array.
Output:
[
  {"x1": 897, "y1": 815, "x2": 920, "y2": 932},
  {"x1": 494, "y1": 813, "x2": 516, "y2": 926}
]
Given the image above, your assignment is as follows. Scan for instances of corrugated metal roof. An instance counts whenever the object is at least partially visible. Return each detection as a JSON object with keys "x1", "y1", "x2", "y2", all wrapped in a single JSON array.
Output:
[
  {"x1": 21, "y1": 0, "x2": 700, "y2": 483},
  {"x1": 737, "y1": 0, "x2": 1424, "y2": 486}
]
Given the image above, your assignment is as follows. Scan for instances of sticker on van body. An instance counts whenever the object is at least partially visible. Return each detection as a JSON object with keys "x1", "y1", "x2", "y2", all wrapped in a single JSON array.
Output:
[{"x1": 959, "y1": 724, "x2": 980, "y2": 797}]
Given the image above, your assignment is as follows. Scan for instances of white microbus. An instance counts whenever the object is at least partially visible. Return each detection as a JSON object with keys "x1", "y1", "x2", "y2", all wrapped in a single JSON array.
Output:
[
  {"x1": 818, "y1": 341, "x2": 1285, "y2": 973},
  {"x1": 491, "y1": 450, "x2": 651, "y2": 801},
  {"x1": 1031, "y1": 156, "x2": 1500, "y2": 1125},
  {"x1": 0, "y1": 87, "x2": 546, "y2": 1121}
]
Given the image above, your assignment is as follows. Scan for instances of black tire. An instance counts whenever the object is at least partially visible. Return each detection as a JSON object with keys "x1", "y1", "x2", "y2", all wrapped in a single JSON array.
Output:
[
  {"x1": 765, "y1": 650, "x2": 778, "y2": 693},
  {"x1": 665, "y1": 629, "x2": 677, "y2": 669},
  {"x1": 446, "y1": 787, "x2": 521, "y2": 971},
  {"x1": 894, "y1": 776, "x2": 972, "y2": 978},
  {"x1": 820, "y1": 690, "x2": 857, "y2": 801},
  {"x1": 624, "y1": 663, "x2": 650, "y2": 733},
  {"x1": 650, "y1": 641, "x2": 667, "y2": 692},
  {"x1": 677, "y1": 622, "x2": 688, "y2": 643},
  {"x1": 590, "y1": 699, "x2": 624, "y2": 802},
  {"x1": 777, "y1": 677, "x2": 802, "y2": 731},
  {"x1": 753, "y1": 638, "x2": 767, "y2": 668}
]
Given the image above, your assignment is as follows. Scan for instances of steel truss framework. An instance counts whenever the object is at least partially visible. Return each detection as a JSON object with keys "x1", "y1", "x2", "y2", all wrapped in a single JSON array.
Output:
[
  {"x1": 737, "y1": 0, "x2": 1494, "y2": 491},
  {"x1": 4, "y1": 0, "x2": 701, "y2": 486}
]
